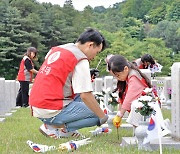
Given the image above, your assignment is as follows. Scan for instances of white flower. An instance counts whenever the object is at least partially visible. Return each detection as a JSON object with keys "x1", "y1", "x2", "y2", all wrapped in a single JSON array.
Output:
[
  {"x1": 93, "y1": 92, "x2": 103, "y2": 95},
  {"x1": 111, "y1": 92, "x2": 118, "y2": 98},
  {"x1": 143, "y1": 88, "x2": 152, "y2": 94},
  {"x1": 138, "y1": 95, "x2": 152, "y2": 102},
  {"x1": 136, "y1": 101, "x2": 144, "y2": 108},
  {"x1": 108, "y1": 98, "x2": 112, "y2": 102},
  {"x1": 102, "y1": 87, "x2": 111, "y2": 94}
]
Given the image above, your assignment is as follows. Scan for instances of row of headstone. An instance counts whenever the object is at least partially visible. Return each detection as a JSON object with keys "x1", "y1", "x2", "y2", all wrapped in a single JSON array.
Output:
[
  {"x1": 151, "y1": 77, "x2": 171, "y2": 102},
  {"x1": 0, "y1": 78, "x2": 19, "y2": 116},
  {"x1": 93, "y1": 75, "x2": 172, "y2": 111}
]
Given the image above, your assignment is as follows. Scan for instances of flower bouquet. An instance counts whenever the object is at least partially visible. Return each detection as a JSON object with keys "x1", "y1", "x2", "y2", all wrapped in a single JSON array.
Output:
[
  {"x1": 94, "y1": 87, "x2": 118, "y2": 113},
  {"x1": 108, "y1": 92, "x2": 118, "y2": 107},
  {"x1": 135, "y1": 88, "x2": 156, "y2": 118}
]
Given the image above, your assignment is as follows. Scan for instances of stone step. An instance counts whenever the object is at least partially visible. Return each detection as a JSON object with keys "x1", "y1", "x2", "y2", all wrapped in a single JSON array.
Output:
[
  {"x1": 0, "y1": 112, "x2": 12, "y2": 117},
  {"x1": 0, "y1": 118, "x2": 5, "y2": 122},
  {"x1": 121, "y1": 136, "x2": 180, "y2": 150}
]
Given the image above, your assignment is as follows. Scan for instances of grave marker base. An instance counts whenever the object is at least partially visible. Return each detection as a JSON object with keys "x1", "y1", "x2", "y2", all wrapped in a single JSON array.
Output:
[{"x1": 121, "y1": 136, "x2": 180, "y2": 150}]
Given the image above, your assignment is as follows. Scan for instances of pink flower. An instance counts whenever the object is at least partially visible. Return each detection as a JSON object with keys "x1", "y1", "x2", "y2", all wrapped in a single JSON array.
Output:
[{"x1": 167, "y1": 88, "x2": 172, "y2": 95}]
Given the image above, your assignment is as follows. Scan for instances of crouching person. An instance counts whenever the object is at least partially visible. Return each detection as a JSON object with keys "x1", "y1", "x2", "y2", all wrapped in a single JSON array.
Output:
[{"x1": 29, "y1": 28, "x2": 108, "y2": 139}]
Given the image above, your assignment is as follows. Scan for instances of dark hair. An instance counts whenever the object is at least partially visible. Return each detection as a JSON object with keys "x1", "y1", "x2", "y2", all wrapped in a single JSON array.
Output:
[
  {"x1": 76, "y1": 28, "x2": 107, "y2": 51},
  {"x1": 141, "y1": 54, "x2": 155, "y2": 65},
  {"x1": 26, "y1": 47, "x2": 37, "y2": 59},
  {"x1": 108, "y1": 55, "x2": 152, "y2": 99}
]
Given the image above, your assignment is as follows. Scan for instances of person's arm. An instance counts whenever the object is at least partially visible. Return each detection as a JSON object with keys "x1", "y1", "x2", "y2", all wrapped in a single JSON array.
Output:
[
  {"x1": 80, "y1": 92, "x2": 106, "y2": 119},
  {"x1": 30, "y1": 68, "x2": 38, "y2": 74},
  {"x1": 72, "y1": 60, "x2": 108, "y2": 124},
  {"x1": 25, "y1": 59, "x2": 38, "y2": 74},
  {"x1": 117, "y1": 75, "x2": 147, "y2": 118}
]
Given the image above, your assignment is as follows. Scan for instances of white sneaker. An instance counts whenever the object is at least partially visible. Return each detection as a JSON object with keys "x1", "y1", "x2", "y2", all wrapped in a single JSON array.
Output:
[
  {"x1": 59, "y1": 129, "x2": 82, "y2": 138},
  {"x1": 39, "y1": 124, "x2": 60, "y2": 139},
  {"x1": 39, "y1": 124, "x2": 83, "y2": 139}
]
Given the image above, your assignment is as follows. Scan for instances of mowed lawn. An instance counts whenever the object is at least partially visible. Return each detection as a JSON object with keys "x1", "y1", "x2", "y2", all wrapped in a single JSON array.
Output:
[{"x1": 0, "y1": 108, "x2": 179, "y2": 154}]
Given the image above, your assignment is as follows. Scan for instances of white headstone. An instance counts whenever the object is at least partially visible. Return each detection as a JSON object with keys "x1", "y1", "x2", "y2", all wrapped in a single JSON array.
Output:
[
  {"x1": 4, "y1": 80, "x2": 12, "y2": 113},
  {"x1": 164, "y1": 77, "x2": 171, "y2": 100},
  {"x1": 9, "y1": 80, "x2": 16, "y2": 108},
  {"x1": 171, "y1": 62, "x2": 180, "y2": 140},
  {"x1": 16, "y1": 81, "x2": 20, "y2": 96},
  {"x1": 104, "y1": 76, "x2": 114, "y2": 92},
  {"x1": 0, "y1": 78, "x2": 5, "y2": 115},
  {"x1": 94, "y1": 78, "x2": 103, "y2": 92},
  {"x1": 104, "y1": 76, "x2": 114, "y2": 112},
  {"x1": 140, "y1": 69, "x2": 151, "y2": 81}
]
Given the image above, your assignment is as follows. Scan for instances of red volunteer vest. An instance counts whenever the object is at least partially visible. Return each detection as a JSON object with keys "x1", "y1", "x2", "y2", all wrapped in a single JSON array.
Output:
[
  {"x1": 119, "y1": 75, "x2": 148, "y2": 112},
  {"x1": 17, "y1": 56, "x2": 33, "y2": 82},
  {"x1": 29, "y1": 45, "x2": 87, "y2": 110}
]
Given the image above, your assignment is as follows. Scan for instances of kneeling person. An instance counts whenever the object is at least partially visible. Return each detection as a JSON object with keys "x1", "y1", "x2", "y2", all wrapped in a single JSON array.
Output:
[{"x1": 29, "y1": 28, "x2": 108, "y2": 139}]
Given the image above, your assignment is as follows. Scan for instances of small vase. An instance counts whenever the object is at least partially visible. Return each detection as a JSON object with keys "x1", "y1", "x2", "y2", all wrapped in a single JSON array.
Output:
[
  {"x1": 135, "y1": 121, "x2": 152, "y2": 151},
  {"x1": 166, "y1": 99, "x2": 171, "y2": 109}
]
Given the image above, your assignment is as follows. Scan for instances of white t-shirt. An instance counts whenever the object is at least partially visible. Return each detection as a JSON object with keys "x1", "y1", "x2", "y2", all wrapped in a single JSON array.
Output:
[{"x1": 72, "y1": 59, "x2": 93, "y2": 93}]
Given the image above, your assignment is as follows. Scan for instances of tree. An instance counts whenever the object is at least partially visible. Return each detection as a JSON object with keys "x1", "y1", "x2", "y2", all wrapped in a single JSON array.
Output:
[
  {"x1": 121, "y1": 0, "x2": 154, "y2": 19},
  {"x1": 166, "y1": 0, "x2": 180, "y2": 22},
  {"x1": 147, "y1": 3, "x2": 167, "y2": 24},
  {"x1": 148, "y1": 20, "x2": 180, "y2": 53},
  {"x1": 0, "y1": 2, "x2": 31, "y2": 79},
  {"x1": 10, "y1": 0, "x2": 38, "y2": 17}
]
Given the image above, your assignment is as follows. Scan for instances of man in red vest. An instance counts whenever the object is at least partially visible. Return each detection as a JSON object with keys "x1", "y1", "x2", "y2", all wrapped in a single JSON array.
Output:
[{"x1": 29, "y1": 28, "x2": 108, "y2": 139}]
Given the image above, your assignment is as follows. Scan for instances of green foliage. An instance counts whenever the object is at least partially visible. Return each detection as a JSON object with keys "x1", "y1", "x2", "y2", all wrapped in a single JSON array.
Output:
[
  {"x1": 166, "y1": 0, "x2": 180, "y2": 21},
  {"x1": 10, "y1": 0, "x2": 39, "y2": 17},
  {"x1": 131, "y1": 38, "x2": 172, "y2": 75},
  {"x1": 0, "y1": 3, "x2": 31, "y2": 79},
  {"x1": 148, "y1": 20, "x2": 180, "y2": 53},
  {"x1": 147, "y1": 3, "x2": 167, "y2": 24},
  {"x1": 0, "y1": 0, "x2": 179, "y2": 78},
  {"x1": 135, "y1": 101, "x2": 154, "y2": 116},
  {"x1": 121, "y1": 0, "x2": 154, "y2": 19}
]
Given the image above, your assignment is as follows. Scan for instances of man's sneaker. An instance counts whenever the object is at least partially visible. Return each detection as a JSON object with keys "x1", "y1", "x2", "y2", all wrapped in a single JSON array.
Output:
[
  {"x1": 39, "y1": 124, "x2": 84, "y2": 139},
  {"x1": 58, "y1": 128, "x2": 83, "y2": 138},
  {"x1": 39, "y1": 124, "x2": 60, "y2": 139}
]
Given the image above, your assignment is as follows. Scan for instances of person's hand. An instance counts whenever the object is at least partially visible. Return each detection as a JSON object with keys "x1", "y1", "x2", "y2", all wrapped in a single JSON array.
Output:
[
  {"x1": 90, "y1": 68, "x2": 99, "y2": 79},
  {"x1": 113, "y1": 115, "x2": 122, "y2": 128},
  {"x1": 99, "y1": 114, "x2": 109, "y2": 126}
]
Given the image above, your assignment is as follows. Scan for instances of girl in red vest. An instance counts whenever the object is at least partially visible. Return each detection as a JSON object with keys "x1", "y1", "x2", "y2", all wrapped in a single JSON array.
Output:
[
  {"x1": 107, "y1": 55, "x2": 152, "y2": 127},
  {"x1": 16, "y1": 47, "x2": 38, "y2": 107},
  {"x1": 134, "y1": 54, "x2": 156, "y2": 69}
]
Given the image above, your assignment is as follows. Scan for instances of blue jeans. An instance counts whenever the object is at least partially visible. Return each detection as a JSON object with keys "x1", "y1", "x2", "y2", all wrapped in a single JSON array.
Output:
[{"x1": 39, "y1": 96, "x2": 100, "y2": 132}]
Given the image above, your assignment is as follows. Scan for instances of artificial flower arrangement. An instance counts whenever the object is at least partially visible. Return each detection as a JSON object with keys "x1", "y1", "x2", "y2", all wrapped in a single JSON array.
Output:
[
  {"x1": 135, "y1": 88, "x2": 156, "y2": 117},
  {"x1": 94, "y1": 87, "x2": 119, "y2": 107}
]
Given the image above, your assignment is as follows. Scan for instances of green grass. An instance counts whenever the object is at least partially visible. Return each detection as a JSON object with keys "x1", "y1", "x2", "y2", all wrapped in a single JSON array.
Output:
[{"x1": 0, "y1": 108, "x2": 179, "y2": 154}]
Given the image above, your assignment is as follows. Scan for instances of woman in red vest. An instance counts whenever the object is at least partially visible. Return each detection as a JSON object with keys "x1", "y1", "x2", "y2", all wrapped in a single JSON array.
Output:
[
  {"x1": 16, "y1": 47, "x2": 38, "y2": 107},
  {"x1": 107, "y1": 55, "x2": 152, "y2": 127}
]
